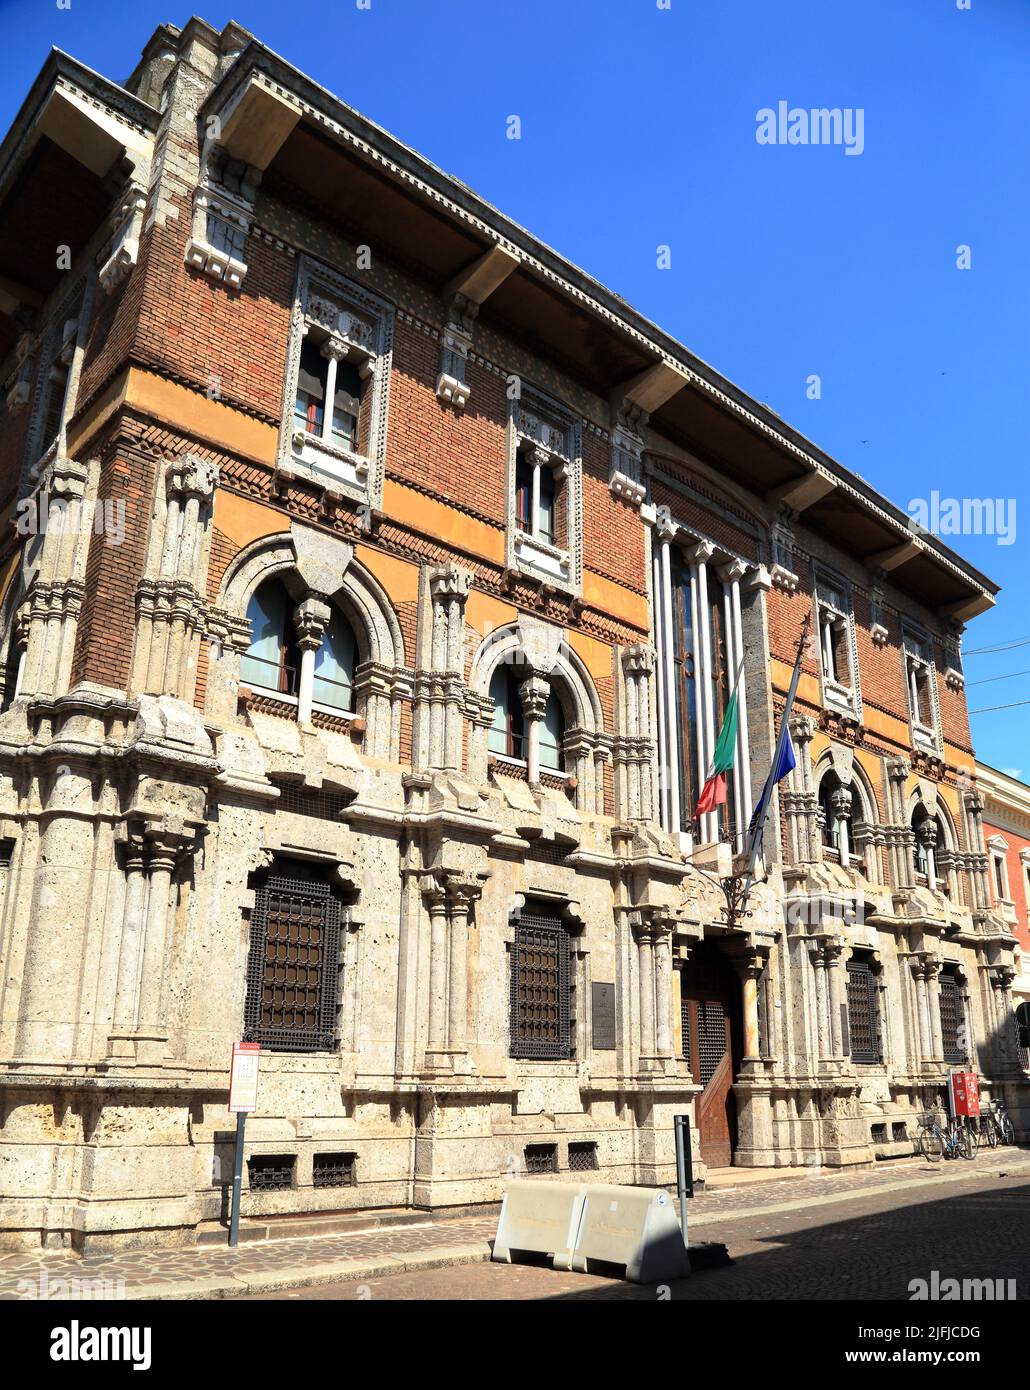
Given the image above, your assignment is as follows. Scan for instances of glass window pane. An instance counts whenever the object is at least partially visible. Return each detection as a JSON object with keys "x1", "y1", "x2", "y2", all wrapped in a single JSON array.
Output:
[
  {"x1": 313, "y1": 608, "x2": 356, "y2": 711},
  {"x1": 537, "y1": 467, "x2": 555, "y2": 542},
  {"x1": 488, "y1": 666, "x2": 509, "y2": 755},
  {"x1": 241, "y1": 582, "x2": 287, "y2": 690},
  {"x1": 539, "y1": 691, "x2": 564, "y2": 770}
]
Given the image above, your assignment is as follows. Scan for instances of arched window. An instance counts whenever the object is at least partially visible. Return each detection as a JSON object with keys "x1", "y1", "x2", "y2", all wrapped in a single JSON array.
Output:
[
  {"x1": 312, "y1": 606, "x2": 357, "y2": 712},
  {"x1": 488, "y1": 666, "x2": 525, "y2": 760},
  {"x1": 538, "y1": 691, "x2": 565, "y2": 772},
  {"x1": 819, "y1": 772, "x2": 855, "y2": 860},
  {"x1": 240, "y1": 580, "x2": 301, "y2": 695}
]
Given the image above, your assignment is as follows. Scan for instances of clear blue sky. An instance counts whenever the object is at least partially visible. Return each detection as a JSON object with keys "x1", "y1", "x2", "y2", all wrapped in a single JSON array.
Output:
[{"x1": 3, "y1": 0, "x2": 1028, "y2": 772}]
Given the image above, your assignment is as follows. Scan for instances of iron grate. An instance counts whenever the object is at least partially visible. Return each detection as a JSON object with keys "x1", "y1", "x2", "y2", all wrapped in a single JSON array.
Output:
[
  {"x1": 568, "y1": 1141, "x2": 598, "y2": 1172},
  {"x1": 248, "y1": 1154, "x2": 295, "y2": 1191},
  {"x1": 510, "y1": 910, "x2": 572, "y2": 1060},
  {"x1": 524, "y1": 1143, "x2": 558, "y2": 1175},
  {"x1": 697, "y1": 999, "x2": 728, "y2": 1088},
  {"x1": 243, "y1": 865, "x2": 343, "y2": 1053},
  {"x1": 939, "y1": 971, "x2": 964, "y2": 1064},
  {"x1": 846, "y1": 959, "x2": 881, "y2": 1064},
  {"x1": 271, "y1": 779, "x2": 351, "y2": 820},
  {"x1": 313, "y1": 1152, "x2": 357, "y2": 1188},
  {"x1": 0, "y1": 838, "x2": 13, "y2": 871}
]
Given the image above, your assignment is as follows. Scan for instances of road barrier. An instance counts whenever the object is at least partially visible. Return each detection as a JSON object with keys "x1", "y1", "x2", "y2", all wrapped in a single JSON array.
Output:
[{"x1": 492, "y1": 1179, "x2": 690, "y2": 1283}]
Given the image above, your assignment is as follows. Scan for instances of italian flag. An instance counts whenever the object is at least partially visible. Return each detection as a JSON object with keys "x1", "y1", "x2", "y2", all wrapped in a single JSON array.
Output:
[{"x1": 694, "y1": 687, "x2": 740, "y2": 818}]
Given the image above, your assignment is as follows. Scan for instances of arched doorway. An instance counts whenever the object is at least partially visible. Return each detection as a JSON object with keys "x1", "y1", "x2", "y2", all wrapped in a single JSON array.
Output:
[{"x1": 679, "y1": 938, "x2": 742, "y2": 1168}]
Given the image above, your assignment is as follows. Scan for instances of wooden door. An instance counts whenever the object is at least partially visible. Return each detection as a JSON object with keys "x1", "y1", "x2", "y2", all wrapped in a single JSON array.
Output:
[{"x1": 680, "y1": 946, "x2": 740, "y2": 1168}]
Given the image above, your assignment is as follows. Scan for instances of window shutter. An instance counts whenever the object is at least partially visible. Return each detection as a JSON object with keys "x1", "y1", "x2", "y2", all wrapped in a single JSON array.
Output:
[{"x1": 845, "y1": 959, "x2": 880, "y2": 1064}]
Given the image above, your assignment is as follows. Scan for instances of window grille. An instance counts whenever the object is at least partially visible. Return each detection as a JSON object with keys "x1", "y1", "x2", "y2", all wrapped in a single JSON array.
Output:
[
  {"x1": 871, "y1": 1123, "x2": 887, "y2": 1144},
  {"x1": 846, "y1": 959, "x2": 881, "y2": 1064},
  {"x1": 248, "y1": 1154, "x2": 295, "y2": 1191},
  {"x1": 524, "y1": 838, "x2": 572, "y2": 865},
  {"x1": 270, "y1": 778, "x2": 351, "y2": 821},
  {"x1": 510, "y1": 909, "x2": 572, "y2": 1060},
  {"x1": 697, "y1": 999, "x2": 728, "y2": 1087},
  {"x1": 524, "y1": 1143, "x2": 558, "y2": 1175},
  {"x1": 939, "y1": 971, "x2": 965, "y2": 1064},
  {"x1": 313, "y1": 1152, "x2": 357, "y2": 1188},
  {"x1": 243, "y1": 866, "x2": 343, "y2": 1052},
  {"x1": 568, "y1": 1142, "x2": 598, "y2": 1172},
  {"x1": 892, "y1": 1122, "x2": 908, "y2": 1142},
  {"x1": 680, "y1": 991, "x2": 692, "y2": 1068},
  {"x1": 0, "y1": 838, "x2": 13, "y2": 870}
]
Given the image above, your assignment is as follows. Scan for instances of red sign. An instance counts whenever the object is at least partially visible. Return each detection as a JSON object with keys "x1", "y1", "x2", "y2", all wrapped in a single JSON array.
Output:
[
  {"x1": 229, "y1": 1041, "x2": 260, "y2": 1113},
  {"x1": 948, "y1": 1069, "x2": 980, "y2": 1118}
]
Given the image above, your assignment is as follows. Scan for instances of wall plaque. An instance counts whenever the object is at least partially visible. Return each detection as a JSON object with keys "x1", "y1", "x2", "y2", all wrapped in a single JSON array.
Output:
[{"x1": 591, "y1": 982, "x2": 617, "y2": 1051}]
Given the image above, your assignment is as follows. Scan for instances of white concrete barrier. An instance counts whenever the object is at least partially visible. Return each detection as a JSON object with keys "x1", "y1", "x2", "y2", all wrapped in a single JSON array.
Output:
[
  {"x1": 492, "y1": 1179, "x2": 584, "y2": 1271},
  {"x1": 492, "y1": 1179, "x2": 690, "y2": 1282},
  {"x1": 573, "y1": 1183, "x2": 690, "y2": 1282}
]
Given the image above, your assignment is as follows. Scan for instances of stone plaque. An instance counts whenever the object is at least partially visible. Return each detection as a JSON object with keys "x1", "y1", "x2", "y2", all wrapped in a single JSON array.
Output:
[{"x1": 591, "y1": 982, "x2": 617, "y2": 1050}]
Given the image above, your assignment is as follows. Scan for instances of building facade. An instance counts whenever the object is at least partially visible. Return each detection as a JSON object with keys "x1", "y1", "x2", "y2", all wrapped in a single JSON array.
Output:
[
  {"x1": 976, "y1": 762, "x2": 1030, "y2": 1070},
  {"x1": 0, "y1": 19, "x2": 1024, "y2": 1251}
]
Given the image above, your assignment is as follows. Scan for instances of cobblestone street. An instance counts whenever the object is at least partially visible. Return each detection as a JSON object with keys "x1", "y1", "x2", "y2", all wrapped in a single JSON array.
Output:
[
  {"x1": 2, "y1": 1152, "x2": 1027, "y2": 1302},
  {"x1": 243, "y1": 1157, "x2": 1030, "y2": 1302}
]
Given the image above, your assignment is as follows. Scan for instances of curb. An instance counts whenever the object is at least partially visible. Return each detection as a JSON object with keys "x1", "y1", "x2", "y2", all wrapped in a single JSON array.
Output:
[{"x1": 133, "y1": 1242, "x2": 495, "y2": 1301}]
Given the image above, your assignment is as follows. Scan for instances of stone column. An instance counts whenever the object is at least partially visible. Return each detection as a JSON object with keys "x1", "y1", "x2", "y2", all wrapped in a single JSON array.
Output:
[
  {"x1": 691, "y1": 539, "x2": 717, "y2": 844},
  {"x1": 133, "y1": 821, "x2": 192, "y2": 1062},
  {"x1": 653, "y1": 918, "x2": 674, "y2": 1063},
  {"x1": 926, "y1": 960, "x2": 944, "y2": 1063},
  {"x1": 810, "y1": 946, "x2": 829, "y2": 1062},
  {"x1": 831, "y1": 784, "x2": 853, "y2": 862},
  {"x1": 520, "y1": 673, "x2": 550, "y2": 786},
  {"x1": 446, "y1": 876, "x2": 481, "y2": 1062},
  {"x1": 424, "y1": 880, "x2": 450, "y2": 1070},
  {"x1": 108, "y1": 823, "x2": 148, "y2": 1053},
  {"x1": 636, "y1": 924, "x2": 657, "y2": 1071},
  {"x1": 292, "y1": 594, "x2": 331, "y2": 724},
  {"x1": 825, "y1": 944, "x2": 845, "y2": 1060},
  {"x1": 319, "y1": 338, "x2": 347, "y2": 445},
  {"x1": 740, "y1": 950, "x2": 766, "y2": 1064},
  {"x1": 14, "y1": 764, "x2": 97, "y2": 1061},
  {"x1": 132, "y1": 453, "x2": 219, "y2": 700}
]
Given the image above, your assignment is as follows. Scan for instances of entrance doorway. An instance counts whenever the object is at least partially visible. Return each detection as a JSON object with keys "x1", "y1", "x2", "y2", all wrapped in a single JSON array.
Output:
[{"x1": 679, "y1": 938, "x2": 742, "y2": 1167}]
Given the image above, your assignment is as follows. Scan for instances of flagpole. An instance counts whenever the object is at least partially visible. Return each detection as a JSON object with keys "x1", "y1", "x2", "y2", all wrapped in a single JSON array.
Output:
[{"x1": 740, "y1": 613, "x2": 811, "y2": 903}]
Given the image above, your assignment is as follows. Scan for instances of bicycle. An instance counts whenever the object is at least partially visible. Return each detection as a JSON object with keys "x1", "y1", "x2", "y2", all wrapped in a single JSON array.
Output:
[
  {"x1": 918, "y1": 1111, "x2": 978, "y2": 1162},
  {"x1": 980, "y1": 1101, "x2": 1015, "y2": 1148}
]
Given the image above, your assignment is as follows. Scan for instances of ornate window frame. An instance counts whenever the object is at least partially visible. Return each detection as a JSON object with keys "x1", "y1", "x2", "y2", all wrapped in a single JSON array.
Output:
[
  {"x1": 505, "y1": 384, "x2": 582, "y2": 596},
  {"x1": 277, "y1": 255, "x2": 395, "y2": 509},
  {"x1": 902, "y1": 624, "x2": 942, "y2": 757},
  {"x1": 813, "y1": 566, "x2": 861, "y2": 721}
]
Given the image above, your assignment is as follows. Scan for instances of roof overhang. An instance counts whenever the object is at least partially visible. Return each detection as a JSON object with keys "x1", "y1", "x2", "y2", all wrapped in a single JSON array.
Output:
[{"x1": 0, "y1": 50, "x2": 159, "y2": 355}]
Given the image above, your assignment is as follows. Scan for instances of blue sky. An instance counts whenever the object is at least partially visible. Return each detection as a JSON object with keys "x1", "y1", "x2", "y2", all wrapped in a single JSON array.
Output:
[{"x1": 3, "y1": 0, "x2": 1028, "y2": 771}]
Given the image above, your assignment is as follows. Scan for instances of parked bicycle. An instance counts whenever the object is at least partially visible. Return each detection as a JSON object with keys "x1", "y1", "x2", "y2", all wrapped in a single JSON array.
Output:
[
  {"x1": 917, "y1": 1110, "x2": 978, "y2": 1162},
  {"x1": 979, "y1": 1100, "x2": 1016, "y2": 1148}
]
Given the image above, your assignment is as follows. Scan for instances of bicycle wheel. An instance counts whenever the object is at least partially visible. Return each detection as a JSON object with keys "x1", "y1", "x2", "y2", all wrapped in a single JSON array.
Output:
[
  {"x1": 984, "y1": 1119, "x2": 999, "y2": 1149},
  {"x1": 961, "y1": 1124, "x2": 978, "y2": 1160},
  {"x1": 1001, "y1": 1115, "x2": 1016, "y2": 1146},
  {"x1": 920, "y1": 1127, "x2": 944, "y2": 1163}
]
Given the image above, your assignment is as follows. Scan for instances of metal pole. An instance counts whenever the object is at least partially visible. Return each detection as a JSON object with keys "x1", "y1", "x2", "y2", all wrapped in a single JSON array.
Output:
[
  {"x1": 674, "y1": 1114, "x2": 693, "y2": 1251},
  {"x1": 229, "y1": 1110, "x2": 246, "y2": 1248}
]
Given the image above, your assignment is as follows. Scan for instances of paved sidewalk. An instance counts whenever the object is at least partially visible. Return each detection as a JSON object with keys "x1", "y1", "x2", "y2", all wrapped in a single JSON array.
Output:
[{"x1": 2, "y1": 1148, "x2": 1027, "y2": 1301}]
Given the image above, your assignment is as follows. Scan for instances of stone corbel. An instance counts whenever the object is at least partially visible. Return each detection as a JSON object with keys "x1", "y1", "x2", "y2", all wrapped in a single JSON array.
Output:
[{"x1": 97, "y1": 184, "x2": 148, "y2": 293}]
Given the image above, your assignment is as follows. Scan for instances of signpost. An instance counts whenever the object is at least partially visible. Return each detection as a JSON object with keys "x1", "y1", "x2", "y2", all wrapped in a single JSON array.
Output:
[
  {"x1": 673, "y1": 1113, "x2": 694, "y2": 1250},
  {"x1": 228, "y1": 1041, "x2": 260, "y2": 1248}
]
